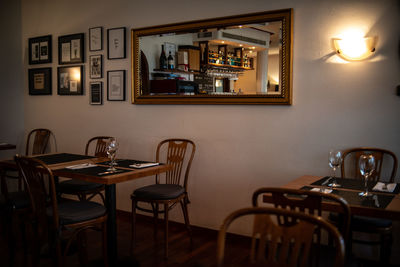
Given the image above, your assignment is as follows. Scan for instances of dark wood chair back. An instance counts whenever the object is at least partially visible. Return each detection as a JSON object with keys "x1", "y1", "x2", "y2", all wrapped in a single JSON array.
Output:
[
  {"x1": 25, "y1": 128, "x2": 52, "y2": 155},
  {"x1": 85, "y1": 136, "x2": 113, "y2": 157},
  {"x1": 252, "y1": 187, "x2": 351, "y2": 242},
  {"x1": 340, "y1": 147, "x2": 398, "y2": 182},
  {"x1": 217, "y1": 207, "x2": 345, "y2": 267},
  {"x1": 155, "y1": 139, "x2": 196, "y2": 190},
  {"x1": 14, "y1": 155, "x2": 59, "y2": 243}
]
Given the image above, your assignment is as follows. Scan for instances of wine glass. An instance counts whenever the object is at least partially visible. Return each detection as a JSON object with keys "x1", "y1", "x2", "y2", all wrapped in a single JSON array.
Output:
[
  {"x1": 358, "y1": 154, "x2": 375, "y2": 197},
  {"x1": 106, "y1": 138, "x2": 119, "y2": 172},
  {"x1": 328, "y1": 149, "x2": 342, "y2": 188}
]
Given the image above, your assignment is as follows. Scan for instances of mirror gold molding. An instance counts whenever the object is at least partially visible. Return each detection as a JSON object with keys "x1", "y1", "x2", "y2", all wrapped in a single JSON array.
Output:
[{"x1": 131, "y1": 8, "x2": 293, "y2": 105}]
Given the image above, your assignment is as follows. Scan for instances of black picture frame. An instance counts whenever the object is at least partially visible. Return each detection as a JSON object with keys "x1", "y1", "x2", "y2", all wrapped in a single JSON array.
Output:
[
  {"x1": 89, "y1": 27, "x2": 103, "y2": 51},
  {"x1": 107, "y1": 27, "x2": 126, "y2": 59},
  {"x1": 58, "y1": 33, "x2": 85, "y2": 64},
  {"x1": 89, "y1": 54, "x2": 102, "y2": 79},
  {"x1": 57, "y1": 65, "x2": 84, "y2": 95},
  {"x1": 28, "y1": 35, "x2": 52, "y2": 64},
  {"x1": 28, "y1": 68, "x2": 52, "y2": 95},
  {"x1": 107, "y1": 70, "x2": 125, "y2": 101},
  {"x1": 90, "y1": 81, "x2": 103, "y2": 105}
]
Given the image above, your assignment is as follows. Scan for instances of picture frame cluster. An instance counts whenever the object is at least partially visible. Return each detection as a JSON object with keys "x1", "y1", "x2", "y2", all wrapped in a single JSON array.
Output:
[{"x1": 27, "y1": 26, "x2": 127, "y2": 105}]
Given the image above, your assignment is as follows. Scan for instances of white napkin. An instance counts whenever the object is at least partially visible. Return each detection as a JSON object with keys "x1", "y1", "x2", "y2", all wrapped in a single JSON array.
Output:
[
  {"x1": 66, "y1": 163, "x2": 97, "y2": 169},
  {"x1": 372, "y1": 182, "x2": 397, "y2": 192},
  {"x1": 129, "y1": 162, "x2": 159, "y2": 168},
  {"x1": 311, "y1": 188, "x2": 332, "y2": 194}
]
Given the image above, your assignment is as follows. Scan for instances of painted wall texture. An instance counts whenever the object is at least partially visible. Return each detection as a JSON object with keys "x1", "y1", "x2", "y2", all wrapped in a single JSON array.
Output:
[{"x1": 1, "y1": 0, "x2": 399, "y2": 263}]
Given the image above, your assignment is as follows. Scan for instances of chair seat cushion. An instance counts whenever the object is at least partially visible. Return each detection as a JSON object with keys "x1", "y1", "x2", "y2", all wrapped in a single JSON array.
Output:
[
  {"x1": 47, "y1": 200, "x2": 106, "y2": 225},
  {"x1": 132, "y1": 184, "x2": 185, "y2": 200},
  {"x1": 351, "y1": 215, "x2": 392, "y2": 230},
  {"x1": 58, "y1": 179, "x2": 104, "y2": 194}
]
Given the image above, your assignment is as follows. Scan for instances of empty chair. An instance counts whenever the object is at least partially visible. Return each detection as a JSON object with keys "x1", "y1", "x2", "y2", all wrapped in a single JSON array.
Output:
[
  {"x1": 252, "y1": 187, "x2": 351, "y2": 241},
  {"x1": 0, "y1": 128, "x2": 54, "y2": 265},
  {"x1": 217, "y1": 207, "x2": 345, "y2": 267},
  {"x1": 14, "y1": 155, "x2": 108, "y2": 267},
  {"x1": 130, "y1": 138, "x2": 196, "y2": 258},
  {"x1": 340, "y1": 147, "x2": 398, "y2": 264},
  {"x1": 57, "y1": 136, "x2": 112, "y2": 203}
]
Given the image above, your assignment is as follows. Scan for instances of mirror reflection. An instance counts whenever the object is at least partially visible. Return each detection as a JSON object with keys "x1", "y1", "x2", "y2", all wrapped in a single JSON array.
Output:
[{"x1": 132, "y1": 9, "x2": 292, "y2": 104}]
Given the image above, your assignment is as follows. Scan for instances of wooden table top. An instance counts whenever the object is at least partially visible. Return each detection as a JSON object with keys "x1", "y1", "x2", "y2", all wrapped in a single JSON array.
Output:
[
  {"x1": 264, "y1": 175, "x2": 400, "y2": 220},
  {"x1": 0, "y1": 153, "x2": 172, "y2": 185}
]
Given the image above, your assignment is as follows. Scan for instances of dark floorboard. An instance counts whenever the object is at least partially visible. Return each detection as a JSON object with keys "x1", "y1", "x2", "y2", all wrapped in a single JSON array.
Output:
[{"x1": 0, "y1": 210, "x2": 396, "y2": 267}]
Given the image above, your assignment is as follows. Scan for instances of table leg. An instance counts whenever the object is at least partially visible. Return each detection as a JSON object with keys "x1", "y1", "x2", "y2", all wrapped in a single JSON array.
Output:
[{"x1": 105, "y1": 184, "x2": 117, "y2": 265}]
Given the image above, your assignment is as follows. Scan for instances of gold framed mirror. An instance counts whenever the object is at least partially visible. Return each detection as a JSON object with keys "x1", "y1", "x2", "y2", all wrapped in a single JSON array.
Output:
[{"x1": 131, "y1": 9, "x2": 293, "y2": 105}]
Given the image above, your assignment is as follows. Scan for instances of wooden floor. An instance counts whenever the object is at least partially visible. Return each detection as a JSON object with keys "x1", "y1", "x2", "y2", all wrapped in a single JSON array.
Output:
[{"x1": 0, "y1": 210, "x2": 396, "y2": 267}]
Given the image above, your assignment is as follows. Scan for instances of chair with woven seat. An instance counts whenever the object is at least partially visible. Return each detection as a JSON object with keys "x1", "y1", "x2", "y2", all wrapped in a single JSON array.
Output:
[
  {"x1": 14, "y1": 155, "x2": 108, "y2": 267},
  {"x1": 217, "y1": 207, "x2": 345, "y2": 267},
  {"x1": 57, "y1": 136, "x2": 112, "y2": 203},
  {"x1": 340, "y1": 147, "x2": 398, "y2": 264},
  {"x1": 130, "y1": 138, "x2": 196, "y2": 258}
]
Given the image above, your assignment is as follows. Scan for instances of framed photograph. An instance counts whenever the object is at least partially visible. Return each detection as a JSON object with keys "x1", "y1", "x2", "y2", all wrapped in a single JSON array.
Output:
[
  {"x1": 90, "y1": 81, "x2": 103, "y2": 105},
  {"x1": 58, "y1": 33, "x2": 84, "y2": 64},
  {"x1": 89, "y1": 27, "x2": 102, "y2": 51},
  {"x1": 29, "y1": 35, "x2": 52, "y2": 64},
  {"x1": 90, "y1": 54, "x2": 102, "y2": 79},
  {"x1": 107, "y1": 27, "x2": 126, "y2": 59},
  {"x1": 28, "y1": 68, "x2": 52, "y2": 95},
  {"x1": 107, "y1": 70, "x2": 125, "y2": 101},
  {"x1": 57, "y1": 65, "x2": 84, "y2": 95}
]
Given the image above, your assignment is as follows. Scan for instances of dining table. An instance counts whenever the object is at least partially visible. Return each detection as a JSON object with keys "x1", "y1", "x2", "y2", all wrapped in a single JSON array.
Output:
[
  {"x1": 0, "y1": 152, "x2": 171, "y2": 265},
  {"x1": 0, "y1": 143, "x2": 16, "y2": 150},
  {"x1": 263, "y1": 175, "x2": 400, "y2": 220}
]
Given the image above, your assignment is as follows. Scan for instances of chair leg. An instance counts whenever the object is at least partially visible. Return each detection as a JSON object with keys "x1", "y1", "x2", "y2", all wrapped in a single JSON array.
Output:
[
  {"x1": 153, "y1": 203, "x2": 159, "y2": 241},
  {"x1": 380, "y1": 232, "x2": 392, "y2": 264},
  {"x1": 130, "y1": 198, "x2": 136, "y2": 254},
  {"x1": 180, "y1": 198, "x2": 192, "y2": 244},
  {"x1": 164, "y1": 202, "x2": 169, "y2": 259}
]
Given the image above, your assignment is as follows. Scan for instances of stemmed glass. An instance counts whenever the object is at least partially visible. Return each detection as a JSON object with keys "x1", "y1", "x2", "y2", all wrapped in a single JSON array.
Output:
[
  {"x1": 358, "y1": 154, "x2": 375, "y2": 197},
  {"x1": 328, "y1": 149, "x2": 342, "y2": 188},
  {"x1": 106, "y1": 138, "x2": 119, "y2": 172}
]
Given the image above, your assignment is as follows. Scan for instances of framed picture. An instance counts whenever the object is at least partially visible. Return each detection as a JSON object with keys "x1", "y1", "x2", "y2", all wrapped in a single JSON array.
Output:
[
  {"x1": 58, "y1": 33, "x2": 84, "y2": 64},
  {"x1": 107, "y1": 70, "x2": 125, "y2": 101},
  {"x1": 89, "y1": 54, "x2": 102, "y2": 79},
  {"x1": 57, "y1": 65, "x2": 84, "y2": 95},
  {"x1": 107, "y1": 27, "x2": 126, "y2": 59},
  {"x1": 90, "y1": 81, "x2": 103, "y2": 105},
  {"x1": 89, "y1": 27, "x2": 102, "y2": 51},
  {"x1": 29, "y1": 35, "x2": 52, "y2": 64},
  {"x1": 164, "y1": 42, "x2": 176, "y2": 58},
  {"x1": 28, "y1": 68, "x2": 52, "y2": 95}
]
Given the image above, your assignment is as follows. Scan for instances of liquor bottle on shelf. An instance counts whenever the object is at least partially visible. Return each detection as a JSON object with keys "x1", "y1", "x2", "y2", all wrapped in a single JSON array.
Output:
[
  {"x1": 167, "y1": 51, "x2": 174, "y2": 69},
  {"x1": 159, "y1": 45, "x2": 167, "y2": 69}
]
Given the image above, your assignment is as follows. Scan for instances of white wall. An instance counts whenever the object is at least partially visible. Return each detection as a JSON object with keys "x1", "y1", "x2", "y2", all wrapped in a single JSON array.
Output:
[
  {"x1": 0, "y1": 0, "x2": 24, "y2": 160},
  {"x1": 5, "y1": 0, "x2": 400, "y2": 262}
]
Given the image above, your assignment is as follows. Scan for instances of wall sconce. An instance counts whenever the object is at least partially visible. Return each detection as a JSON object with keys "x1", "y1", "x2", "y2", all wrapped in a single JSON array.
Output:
[{"x1": 333, "y1": 36, "x2": 376, "y2": 61}]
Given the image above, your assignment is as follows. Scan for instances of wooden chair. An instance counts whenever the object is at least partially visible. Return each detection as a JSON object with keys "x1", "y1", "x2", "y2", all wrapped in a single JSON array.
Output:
[
  {"x1": 14, "y1": 155, "x2": 108, "y2": 267},
  {"x1": 25, "y1": 128, "x2": 53, "y2": 155},
  {"x1": 340, "y1": 147, "x2": 398, "y2": 264},
  {"x1": 252, "y1": 187, "x2": 351, "y2": 241},
  {"x1": 0, "y1": 128, "x2": 53, "y2": 265},
  {"x1": 217, "y1": 207, "x2": 345, "y2": 267},
  {"x1": 130, "y1": 138, "x2": 196, "y2": 258},
  {"x1": 57, "y1": 136, "x2": 112, "y2": 203}
]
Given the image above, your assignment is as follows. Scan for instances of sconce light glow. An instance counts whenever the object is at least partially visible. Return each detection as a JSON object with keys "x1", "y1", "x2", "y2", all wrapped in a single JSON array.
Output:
[
  {"x1": 333, "y1": 35, "x2": 376, "y2": 61},
  {"x1": 72, "y1": 69, "x2": 81, "y2": 81}
]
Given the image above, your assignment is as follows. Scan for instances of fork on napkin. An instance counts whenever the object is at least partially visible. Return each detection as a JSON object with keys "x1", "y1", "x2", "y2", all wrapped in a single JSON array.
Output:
[
  {"x1": 373, "y1": 182, "x2": 397, "y2": 192},
  {"x1": 129, "y1": 162, "x2": 159, "y2": 168},
  {"x1": 65, "y1": 163, "x2": 97, "y2": 170}
]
